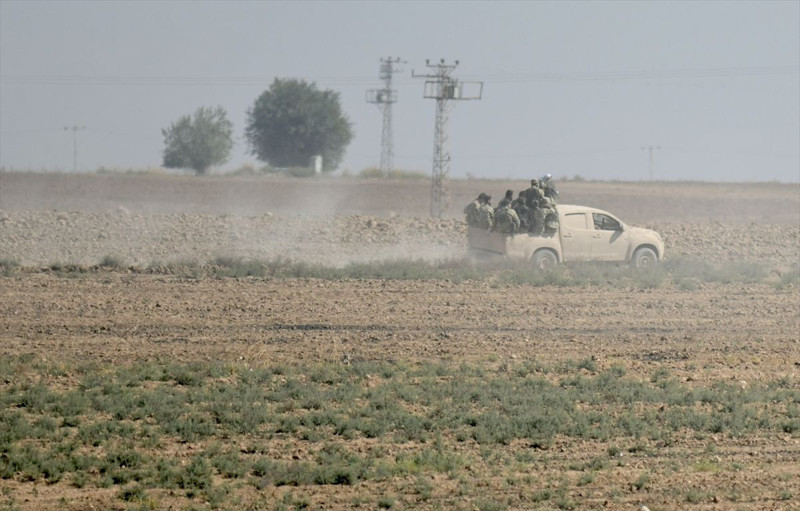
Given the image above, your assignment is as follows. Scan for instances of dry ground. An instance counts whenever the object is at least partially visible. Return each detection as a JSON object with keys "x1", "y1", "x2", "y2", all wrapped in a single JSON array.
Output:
[{"x1": 0, "y1": 172, "x2": 799, "y2": 510}]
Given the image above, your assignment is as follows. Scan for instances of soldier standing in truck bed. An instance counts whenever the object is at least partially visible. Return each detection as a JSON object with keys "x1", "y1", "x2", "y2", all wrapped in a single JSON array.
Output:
[
  {"x1": 493, "y1": 201, "x2": 520, "y2": 235},
  {"x1": 526, "y1": 180, "x2": 545, "y2": 235},
  {"x1": 512, "y1": 191, "x2": 531, "y2": 233},
  {"x1": 498, "y1": 189, "x2": 514, "y2": 209},
  {"x1": 476, "y1": 194, "x2": 494, "y2": 230},
  {"x1": 463, "y1": 193, "x2": 485, "y2": 227},
  {"x1": 525, "y1": 179, "x2": 544, "y2": 209},
  {"x1": 541, "y1": 173, "x2": 559, "y2": 203},
  {"x1": 541, "y1": 196, "x2": 559, "y2": 236}
]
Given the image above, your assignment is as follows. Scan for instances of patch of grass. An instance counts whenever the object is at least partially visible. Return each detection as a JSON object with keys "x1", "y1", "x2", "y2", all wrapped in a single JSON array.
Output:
[
  {"x1": 1, "y1": 356, "x2": 797, "y2": 506},
  {"x1": 664, "y1": 257, "x2": 770, "y2": 285},
  {"x1": 0, "y1": 258, "x2": 20, "y2": 277},
  {"x1": 684, "y1": 488, "x2": 711, "y2": 503},
  {"x1": 25, "y1": 254, "x2": 787, "y2": 289},
  {"x1": 377, "y1": 495, "x2": 396, "y2": 509},
  {"x1": 676, "y1": 276, "x2": 700, "y2": 291},
  {"x1": 633, "y1": 471, "x2": 651, "y2": 490},
  {"x1": 99, "y1": 255, "x2": 125, "y2": 268},
  {"x1": 118, "y1": 484, "x2": 147, "y2": 502},
  {"x1": 213, "y1": 256, "x2": 268, "y2": 278}
]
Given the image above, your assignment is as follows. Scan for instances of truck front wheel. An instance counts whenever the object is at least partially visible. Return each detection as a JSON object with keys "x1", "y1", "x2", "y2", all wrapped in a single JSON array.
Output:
[
  {"x1": 532, "y1": 249, "x2": 558, "y2": 270},
  {"x1": 631, "y1": 247, "x2": 658, "y2": 268}
]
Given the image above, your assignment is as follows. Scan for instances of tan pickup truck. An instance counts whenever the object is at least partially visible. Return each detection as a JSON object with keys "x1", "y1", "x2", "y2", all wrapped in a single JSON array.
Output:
[{"x1": 468, "y1": 204, "x2": 664, "y2": 269}]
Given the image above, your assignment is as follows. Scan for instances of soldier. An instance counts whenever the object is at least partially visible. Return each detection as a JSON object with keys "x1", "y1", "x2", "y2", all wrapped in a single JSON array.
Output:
[
  {"x1": 525, "y1": 178, "x2": 544, "y2": 209},
  {"x1": 530, "y1": 199, "x2": 545, "y2": 236},
  {"x1": 526, "y1": 180, "x2": 545, "y2": 235},
  {"x1": 498, "y1": 189, "x2": 514, "y2": 209},
  {"x1": 541, "y1": 196, "x2": 559, "y2": 237},
  {"x1": 493, "y1": 202, "x2": 520, "y2": 235},
  {"x1": 476, "y1": 194, "x2": 494, "y2": 230},
  {"x1": 541, "y1": 173, "x2": 559, "y2": 203},
  {"x1": 463, "y1": 193, "x2": 484, "y2": 227},
  {"x1": 511, "y1": 191, "x2": 531, "y2": 232}
]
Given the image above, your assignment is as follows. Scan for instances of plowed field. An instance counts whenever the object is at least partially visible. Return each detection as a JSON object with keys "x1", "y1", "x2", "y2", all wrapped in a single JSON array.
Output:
[{"x1": 0, "y1": 172, "x2": 798, "y2": 511}]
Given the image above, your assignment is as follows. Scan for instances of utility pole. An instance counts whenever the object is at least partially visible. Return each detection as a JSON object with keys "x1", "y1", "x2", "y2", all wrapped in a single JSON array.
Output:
[
  {"x1": 64, "y1": 126, "x2": 85, "y2": 172},
  {"x1": 414, "y1": 59, "x2": 482, "y2": 218},
  {"x1": 366, "y1": 57, "x2": 404, "y2": 176},
  {"x1": 642, "y1": 145, "x2": 661, "y2": 181}
]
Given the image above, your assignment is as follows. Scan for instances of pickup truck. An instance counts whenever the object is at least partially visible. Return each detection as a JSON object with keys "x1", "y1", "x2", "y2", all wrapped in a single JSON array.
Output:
[{"x1": 468, "y1": 204, "x2": 664, "y2": 269}]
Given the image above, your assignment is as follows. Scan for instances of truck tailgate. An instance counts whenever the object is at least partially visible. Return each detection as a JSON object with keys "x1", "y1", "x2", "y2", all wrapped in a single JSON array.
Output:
[{"x1": 467, "y1": 226, "x2": 507, "y2": 255}]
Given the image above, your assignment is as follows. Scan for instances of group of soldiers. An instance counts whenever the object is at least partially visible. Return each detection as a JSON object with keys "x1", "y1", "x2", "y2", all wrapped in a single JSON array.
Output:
[{"x1": 464, "y1": 174, "x2": 560, "y2": 236}]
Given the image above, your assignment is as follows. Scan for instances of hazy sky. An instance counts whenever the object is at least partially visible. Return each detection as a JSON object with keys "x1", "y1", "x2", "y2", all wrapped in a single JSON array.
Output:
[{"x1": 1, "y1": 0, "x2": 798, "y2": 182}]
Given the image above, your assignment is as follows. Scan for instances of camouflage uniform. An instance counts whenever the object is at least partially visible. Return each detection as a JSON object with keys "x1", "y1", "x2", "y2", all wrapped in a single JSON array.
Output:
[
  {"x1": 476, "y1": 202, "x2": 494, "y2": 230},
  {"x1": 524, "y1": 180, "x2": 545, "y2": 210},
  {"x1": 493, "y1": 205, "x2": 520, "y2": 235},
  {"x1": 541, "y1": 174, "x2": 559, "y2": 203},
  {"x1": 463, "y1": 198, "x2": 481, "y2": 227},
  {"x1": 530, "y1": 204, "x2": 545, "y2": 236},
  {"x1": 512, "y1": 195, "x2": 531, "y2": 232},
  {"x1": 498, "y1": 189, "x2": 514, "y2": 209},
  {"x1": 540, "y1": 197, "x2": 559, "y2": 236},
  {"x1": 526, "y1": 180, "x2": 545, "y2": 235}
]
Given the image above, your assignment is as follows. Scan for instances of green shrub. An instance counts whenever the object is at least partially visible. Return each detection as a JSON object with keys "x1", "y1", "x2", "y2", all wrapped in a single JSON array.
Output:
[
  {"x1": 118, "y1": 484, "x2": 146, "y2": 502},
  {"x1": 633, "y1": 471, "x2": 650, "y2": 490},
  {"x1": 176, "y1": 456, "x2": 212, "y2": 490},
  {"x1": 99, "y1": 255, "x2": 124, "y2": 268},
  {"x1": 0, "y1": 258, "x2": 20, "y2": 276}
]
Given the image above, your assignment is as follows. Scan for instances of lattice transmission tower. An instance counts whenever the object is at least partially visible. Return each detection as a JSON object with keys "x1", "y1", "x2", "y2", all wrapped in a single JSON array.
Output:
[
  {"x1": 64, "y1": 125, "x2": 85, "y2": 172},
  {"x1": 414, "y1": 59, "x2": 482, "y2": 218},
  {"x1": 366, "y1": 57, "x2": 404, "y2": 176}
]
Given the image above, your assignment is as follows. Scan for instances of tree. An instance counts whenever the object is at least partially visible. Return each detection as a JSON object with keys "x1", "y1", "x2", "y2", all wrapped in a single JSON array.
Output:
[
  {"x1": 162, "y1": 106, "x2": 233, "y2": 175},
  {"x1": 245, "y1": 78, "x2": 353, "y2": 172}
]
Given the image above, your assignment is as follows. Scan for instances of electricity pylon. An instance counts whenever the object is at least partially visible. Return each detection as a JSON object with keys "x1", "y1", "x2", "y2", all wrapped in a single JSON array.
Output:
[
  {"x1": 642, "y1": 145, "x2": 661, "y2": 181},
  {"x1": 366, "y1": 57, "x2": 404, "y2": 176},
  {"x1": 414, "y1": 59, "x2": 482, "y2": 218},
  {"x1": 64, "y1": 125, "x2": 85, "y2": 172}
]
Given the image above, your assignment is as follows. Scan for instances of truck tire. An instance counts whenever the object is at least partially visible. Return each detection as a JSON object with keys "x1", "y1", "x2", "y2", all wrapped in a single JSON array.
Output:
[
  {"x1": 631, "y1": 246, "x2": 658, "y2": 268},
  {"x1": 532, "y1": 249, "x2": 558, "y2": 270}
]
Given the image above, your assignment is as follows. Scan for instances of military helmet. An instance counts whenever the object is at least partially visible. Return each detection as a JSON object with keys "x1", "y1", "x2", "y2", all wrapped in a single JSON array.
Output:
[
  {"x1": 531, "y1": 178, "x2": 539, "y2": 185},
  {"x1": 477, "y1": 193, "x2": 487, "y2": 201}
]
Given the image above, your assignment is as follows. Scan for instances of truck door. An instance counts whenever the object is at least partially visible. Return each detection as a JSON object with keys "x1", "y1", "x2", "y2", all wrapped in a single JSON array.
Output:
[
  {"x1": 559, "y1": 212, "x2": 592, "y2": 260},
  {"x1": 590, "y1": 213, "x2": 629, "y2": 261}
]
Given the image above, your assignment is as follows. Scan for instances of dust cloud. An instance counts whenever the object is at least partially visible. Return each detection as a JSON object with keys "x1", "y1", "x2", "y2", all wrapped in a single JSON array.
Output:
[{"x1": 0, "y1": 172, "x2": 798, "y2": 268}]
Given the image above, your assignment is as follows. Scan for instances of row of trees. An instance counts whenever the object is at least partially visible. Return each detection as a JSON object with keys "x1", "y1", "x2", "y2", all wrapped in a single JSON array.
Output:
[{"x1": 161, "y1": 78, "x2": 354, "y2": 175}]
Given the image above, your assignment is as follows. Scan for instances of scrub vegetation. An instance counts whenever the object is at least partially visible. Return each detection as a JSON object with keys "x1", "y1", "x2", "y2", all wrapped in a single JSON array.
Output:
[{"x1": 2, "y1": 355, "x2": 797, "y2": 510}]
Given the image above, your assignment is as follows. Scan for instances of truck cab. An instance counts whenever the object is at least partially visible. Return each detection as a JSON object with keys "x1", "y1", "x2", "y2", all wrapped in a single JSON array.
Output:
[{"x1": 468, "y1": 204, "x2": 664, "y2": 269}]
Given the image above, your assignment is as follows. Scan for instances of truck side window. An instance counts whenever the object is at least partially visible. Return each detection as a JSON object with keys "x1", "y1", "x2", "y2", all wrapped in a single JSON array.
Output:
[
  {"x1": 563, "y1": 213, "x2": 588, "y2": 230},
  {"x1": 592, "y1": 213, "x2": 621, "y2": 231}
]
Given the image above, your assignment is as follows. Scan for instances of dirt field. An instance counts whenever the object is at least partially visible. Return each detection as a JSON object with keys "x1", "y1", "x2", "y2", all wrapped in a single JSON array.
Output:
[{"x1": 1, "y1": 172, "x2": 799, "y2": 510}]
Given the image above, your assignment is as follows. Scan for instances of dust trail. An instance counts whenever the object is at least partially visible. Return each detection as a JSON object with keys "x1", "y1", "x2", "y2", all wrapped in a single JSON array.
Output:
[{"x1": 0, "y1": 210, "x2": 468, "y2": 267}]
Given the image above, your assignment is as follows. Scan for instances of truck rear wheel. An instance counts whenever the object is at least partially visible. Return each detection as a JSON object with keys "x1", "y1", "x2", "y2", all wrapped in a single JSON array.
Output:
[
  {"x1": 532, "y1": 249, "x2": 558, "y2": 270},
  {"x1": 631, "y1": 247, "x2": 658, "y2": 268}
]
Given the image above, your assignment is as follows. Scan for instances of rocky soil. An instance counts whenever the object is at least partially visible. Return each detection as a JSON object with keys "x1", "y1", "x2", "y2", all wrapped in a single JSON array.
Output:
[
  {"x1": 1, "y1": 209, "x2": 797, "y2": 269},
  {"x1": 1, "y1": 172, "x2": 797, "y2": 268}
]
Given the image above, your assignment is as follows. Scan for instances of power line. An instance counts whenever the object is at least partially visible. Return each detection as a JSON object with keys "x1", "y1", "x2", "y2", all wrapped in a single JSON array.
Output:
[{"x1": 2, "y1": 65, "x2": 795, "y2": 86}]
